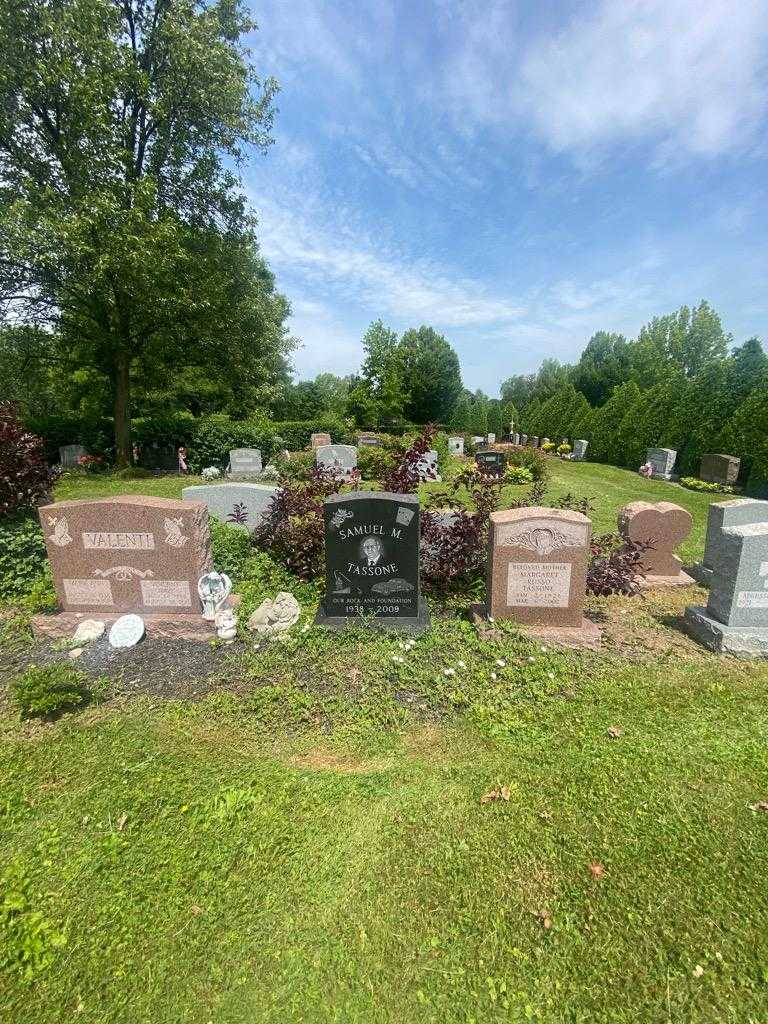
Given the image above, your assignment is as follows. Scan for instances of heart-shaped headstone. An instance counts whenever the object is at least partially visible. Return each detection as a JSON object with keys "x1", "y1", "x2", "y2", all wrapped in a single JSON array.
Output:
[{"x1": 618, "y1": 501, "x2": 692, "y2": 576}]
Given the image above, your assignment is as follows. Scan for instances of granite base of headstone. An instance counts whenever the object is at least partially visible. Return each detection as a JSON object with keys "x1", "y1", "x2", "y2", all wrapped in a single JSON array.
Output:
[
  {"x1": 182, "y1": 482, "x2": 278, "y2": 532},
  {"x1": 31, "y1": 495, "x2": 239, "y2": 640},
  {"x1": 618, "y1": 500, "x2": 695, "y2": 587},
  {"x1": 699, "y1": 453, "x2": 741, "y2": 487},
  {"x1": 684, "y1": 522, "x2": 768, "y2": 658},
  {"x1": 315, "y1": 492, "x2": 429, "y2": 634},
  {"x1": 480, "y1": 506, "x2": 600, "y2": 649},
  {"x1": 646, "y1": 447, "x2": 677, "y2": 481},
  {"x1": 690, "y1": 498, "x2": 768, "y2": 584}
]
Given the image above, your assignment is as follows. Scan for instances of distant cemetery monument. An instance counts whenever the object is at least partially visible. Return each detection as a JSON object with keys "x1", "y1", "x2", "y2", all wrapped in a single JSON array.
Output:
[
  {"x1": 227, "y1": 448, "x2": 262, "y2": 477},
  {"x1": 699, "y1": 453, "x2": 740, "y2": 487},
  {"x1": 646, "y1": 447, "x2": 677, "y2": 481}
]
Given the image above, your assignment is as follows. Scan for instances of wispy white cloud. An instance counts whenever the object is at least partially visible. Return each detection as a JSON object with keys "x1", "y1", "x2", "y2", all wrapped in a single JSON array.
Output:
[
  {"x1": 255, "y1": 194, "x2": 527, "y2": 327},
  {"x1": 445, "y1": 0, "x2": 768, "y2": 162}
]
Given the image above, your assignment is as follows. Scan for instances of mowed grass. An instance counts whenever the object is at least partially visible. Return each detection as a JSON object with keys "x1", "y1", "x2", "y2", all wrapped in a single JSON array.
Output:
[
  {"x1": 3, "y1": 643, "x2": 768, "y2": 1024},
  {"x1": 2, "y1": 457, "x2": 760, "y2": 1022}
]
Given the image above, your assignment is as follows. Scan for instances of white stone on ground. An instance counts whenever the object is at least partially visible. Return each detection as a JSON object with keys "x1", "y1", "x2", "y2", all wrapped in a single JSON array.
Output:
[
  {"x1": 108, "y1": 614, "x2": 146, "y2": 649},
  {"x1": 72, "y1": 619, "x2": 106, "y2": 644}
]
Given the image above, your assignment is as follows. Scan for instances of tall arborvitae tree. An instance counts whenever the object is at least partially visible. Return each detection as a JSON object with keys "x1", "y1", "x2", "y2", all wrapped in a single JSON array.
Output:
[
  {"x1": 0, "y1": 0, "x2": 285, "y2": 463},
  {"x1": 398, "y1": 326, "x2": 462, "y2": 424}
]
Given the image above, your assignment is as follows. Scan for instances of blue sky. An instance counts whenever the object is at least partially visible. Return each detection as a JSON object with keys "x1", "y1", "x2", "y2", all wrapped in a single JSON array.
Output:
[{"x1": 244, "y1": 0, "x2": 768, "y2": 395}]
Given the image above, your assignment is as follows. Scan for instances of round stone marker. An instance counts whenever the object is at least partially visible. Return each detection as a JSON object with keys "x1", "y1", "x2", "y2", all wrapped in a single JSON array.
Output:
[
  {"x1": 72, "y1": 619, "x2": 106, "y2": 644},
  {"x1": 108, "y1": 614, "x2": 146, "y2": 649}
]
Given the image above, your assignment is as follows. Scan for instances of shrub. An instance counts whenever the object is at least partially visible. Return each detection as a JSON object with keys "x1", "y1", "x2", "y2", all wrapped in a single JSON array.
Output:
[
  {"x1": 10, "y1": 663, "x2": 104, "y2": 719},
  {"x1": 276, "y1": 450, "x2": 316, "y2": 482},
  {"x1": 421, "y1": 467, "x2": 549, "y2": 588},
  {"x1": 253, "y1": 467, "x2": 347, "y2": 579},
  {"x1": 680, "y1": 476, "x2": 734, "y2": 494},
  {"x1": 188, "y1": 415, "x2": 349, "y2": 472},
  {"x1": 587, "y1": 534, "x2": 649, "y2": 597},
  {"x1": 356, "y1": 435, "x2": 406, "y2": 482},
  {"x1": 1, "y1": 404, "x2": 59, "y2": 517},
  {"x1": 382, "y1": 425, "x2": 438, "y2": 493},
  {"x1": 209, "y1": 517, "x2": 254, "y2": 582},
  {"x1": 505, "y1": 446, "x2": 549, "y2": 482},
  {"x1": 76, "y1": 454, "x2": 106, "y2": 473},
  {"x1": 557, "y1": 443, "x2": 572, "y2": 456},
  {"x1": 541, "y1": 441, "x2": 556, "y2": 453},
  {"x1": 555, "y1": 493, "x2": 595, "y2": 516},
  {"x1": 504, "y1": 465, "x2": 533, "y2": 485},
  {"x1": 0, "y1": 514, "x2": 50, "y2": 603}
]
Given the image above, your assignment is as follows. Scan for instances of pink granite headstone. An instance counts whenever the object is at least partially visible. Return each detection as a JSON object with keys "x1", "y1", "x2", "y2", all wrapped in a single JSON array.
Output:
[{"x1": 38, "y1": 496, "x2": 212, "y2": 615}]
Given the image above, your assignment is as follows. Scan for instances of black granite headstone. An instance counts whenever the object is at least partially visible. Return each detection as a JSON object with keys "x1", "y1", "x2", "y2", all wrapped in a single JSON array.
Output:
[
  {"x1": 315, "y1": 492, "x2": 429, "y2": 633},
  {"x1": 475, "y1": 450, "x2": 506, "y2": 477}
]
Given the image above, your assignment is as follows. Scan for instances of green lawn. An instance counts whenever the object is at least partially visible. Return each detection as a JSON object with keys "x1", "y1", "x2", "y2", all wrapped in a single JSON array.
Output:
[{"x1": 2, "y1": 459, "x2": 764, "y2": 1023}]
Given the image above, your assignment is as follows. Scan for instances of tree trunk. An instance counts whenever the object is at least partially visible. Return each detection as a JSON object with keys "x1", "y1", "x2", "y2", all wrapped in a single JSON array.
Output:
[{"x1": 114, "y1": 350, "x2": 131, "y2": 467}]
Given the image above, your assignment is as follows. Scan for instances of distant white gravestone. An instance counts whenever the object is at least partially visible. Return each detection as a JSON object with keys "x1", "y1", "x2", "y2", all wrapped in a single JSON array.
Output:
[{"x1": 228, "y1": 449, "x2": 262, "y2": 476}]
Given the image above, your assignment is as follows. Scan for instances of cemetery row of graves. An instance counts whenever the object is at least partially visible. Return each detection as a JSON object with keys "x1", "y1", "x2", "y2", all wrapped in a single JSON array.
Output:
[{"x1": 8, "y1": 422, "x2": 768, "y2": 665}]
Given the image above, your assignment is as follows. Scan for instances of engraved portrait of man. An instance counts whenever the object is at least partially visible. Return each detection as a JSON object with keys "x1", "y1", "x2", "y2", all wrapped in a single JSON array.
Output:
[{"x1": 360, "y1": 536, "x2": 384, "y2": 566}]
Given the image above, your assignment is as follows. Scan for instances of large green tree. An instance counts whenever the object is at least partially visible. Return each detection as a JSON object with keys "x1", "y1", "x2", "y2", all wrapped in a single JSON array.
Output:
[
  {"x1": 397, "y1": 326, "x2": 462, "y2": 424},
  {"x1": 0, "y1": 0, "x2": 288, "y2": 463}
]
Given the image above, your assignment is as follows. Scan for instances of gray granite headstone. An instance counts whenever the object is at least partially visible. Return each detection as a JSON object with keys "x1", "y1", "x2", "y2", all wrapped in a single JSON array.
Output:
[
  {"x1": 647, "y1": 447, "x2": 677, "y2": 480},
  {"x1": 573, "y1": 439, "x2": 588, "y2": 461},
  {"x1": 700, "y1": 453, "x2": 741, "y2": 486},
  {"x1": 487, "y1": 433, "x2": 496, "y2": 444},
  {"x1": 512, "y1": 433, "x2": 520, "y2": 445},
  {"x1": 472, "y1": 436, "x2": 485, "y2": 445},
  {"x1": 531, "y1": 436, "x2": 539, "y2": 448},
  {"x1": 228, "y1": 448, "x2": 262, "y2": 477},
  {"x1": 542, "y1": 437, "x2": 550, "y2": 447},
  {"x1": 521, "y1": 434, "x2": 528, "y2": 445},
  {"x1": 316, "y1": 444, "x2": 357, "y2": 475},
  {"x1": 685, "y1": 520, "x2": 768, "y2": 656},
  {"x1": 692, "y1": 498, "x2": 768, "y2": 583},
  {"x1": 59, "y1": 444, "x2": 88, "y2": 468},
  {"x1": 357, "y1": 434, "x2": 382, "y2": 447},
  {"x1": 182, "y1": 482, "x2": 279, "y2": 531},
  {"x1": 448, "y1": 436, "x2": 464, "y2": 455}
]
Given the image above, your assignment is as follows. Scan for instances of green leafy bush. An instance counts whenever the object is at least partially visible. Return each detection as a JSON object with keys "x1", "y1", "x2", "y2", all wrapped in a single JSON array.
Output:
[
  {"x1": 0, "y1": 514, "x2": 50, "y2": 604},
  {"x1": 557, "y1": 443, "x2": 572, "y2": 455},
  {"x1": 111, "y1": 466, "x2": 153, "y2": 480},
  {"x1": 188, "y1": 415, "x2": 350, "y2": 472},
  {"x1": 541, "y1": 441, "x2": 556, "y2": 453},
  {"x1": 356, "y1": 435, "x2": 405, "y2": 481},
  {"x1": 10, "y1": 664, "x2": 104, "y2": 719},
  {"x1": 680, "y1": 476, "x2": 734, "y2": 494},
  {"x1": 506, "y1": 446, "x2": 549, "y2": 482},
  {"x1": 209, "y1": 517, "x2": 255, "y2": 583},
  {"x1": 504, "y1": 465, "x2": 534, "y2": 485}
]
